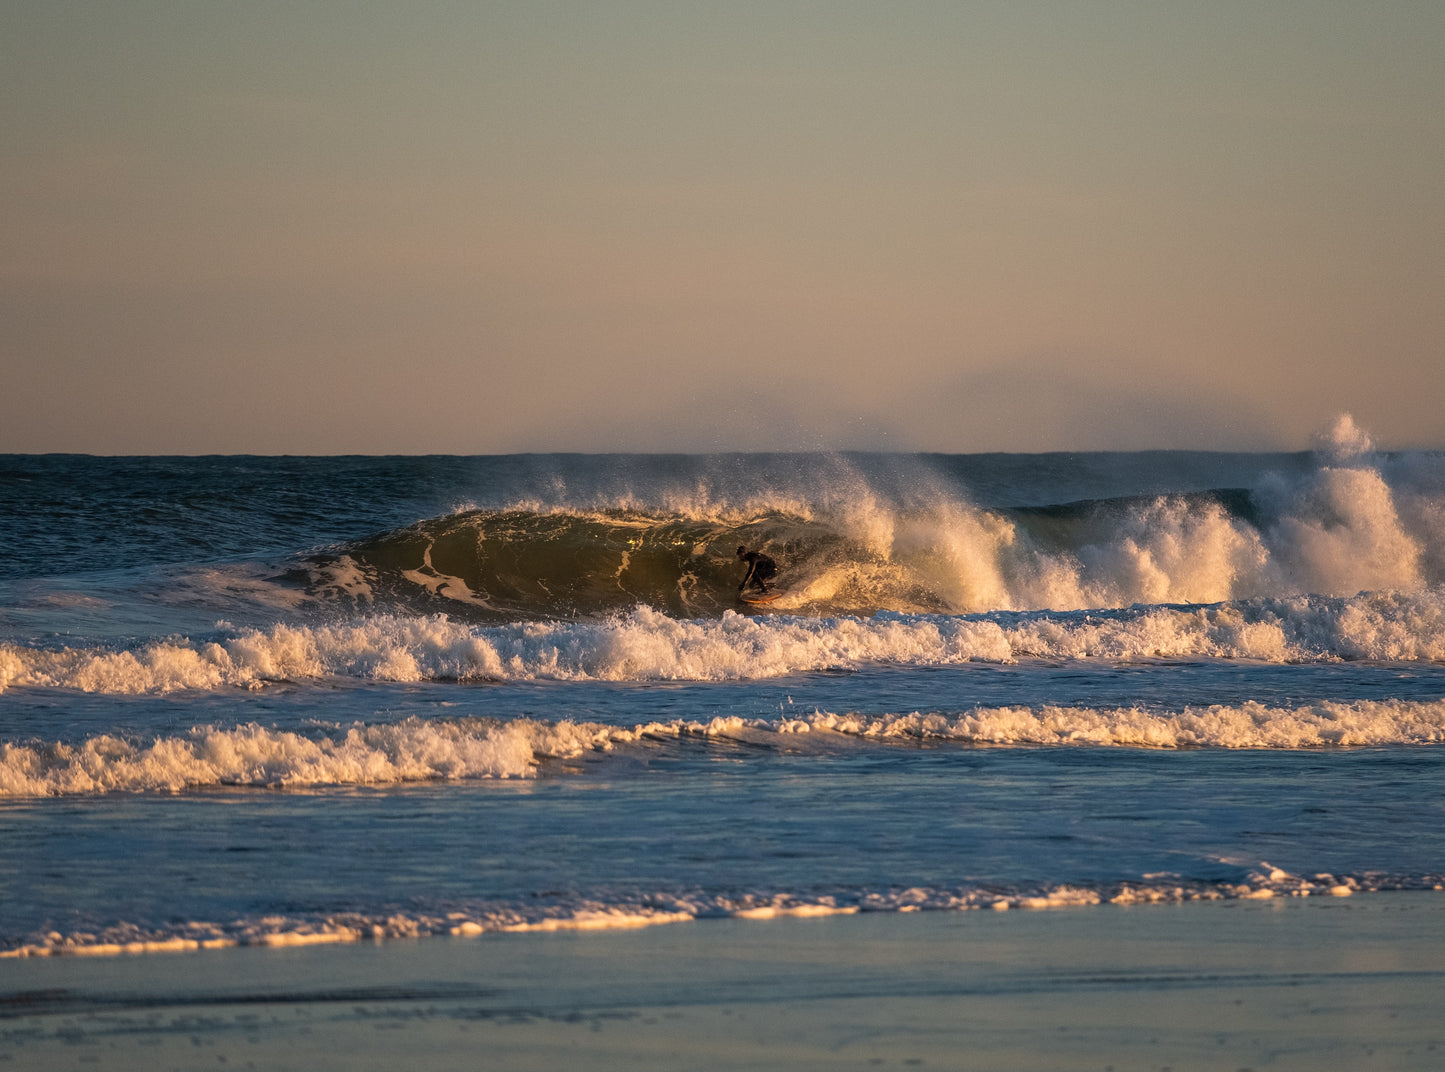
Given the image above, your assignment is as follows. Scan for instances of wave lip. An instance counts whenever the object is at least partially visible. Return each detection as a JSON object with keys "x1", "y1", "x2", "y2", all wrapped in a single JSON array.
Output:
[
  {"x1": 5, "y1": 865, "x2": 1441, "y2": 957},
  {"x1": 7, "y1": 698, "x2": 1445, "y2": 799}
]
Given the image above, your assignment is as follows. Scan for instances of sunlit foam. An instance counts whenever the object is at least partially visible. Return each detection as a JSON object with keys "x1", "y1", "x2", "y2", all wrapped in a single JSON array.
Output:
[
  {"x1": 6, "y1": 862, "x2": 1440, "y2": 957},
  {"x1": 5, "y1": 585, "x2": 1445, "y2": 697},
  {"x1": 5, "y1": 696, "x2": 1445, "y2": 799}
]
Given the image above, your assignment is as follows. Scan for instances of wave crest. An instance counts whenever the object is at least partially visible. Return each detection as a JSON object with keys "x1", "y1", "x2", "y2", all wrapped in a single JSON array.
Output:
[
  {"x1": 7, "y1": 697, "x2": 1445, "y2": 798},
  {"x1": 4, "y1": 588, "x2": 1445, "y2": 696},
  {"x1": 0, "y1": 717, "x2": 611, "y2": 796}
]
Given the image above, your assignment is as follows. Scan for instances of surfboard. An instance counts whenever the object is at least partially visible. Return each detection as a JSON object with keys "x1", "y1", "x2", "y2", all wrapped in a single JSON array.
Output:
[{"x1": 738, "y1": 590, "x2": 782, "y2": 605}]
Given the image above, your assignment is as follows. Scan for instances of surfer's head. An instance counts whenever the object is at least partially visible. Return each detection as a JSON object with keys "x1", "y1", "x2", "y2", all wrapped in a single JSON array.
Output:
[{"x1": 736, "y1": 546, "x2": 747, "y2": 558}]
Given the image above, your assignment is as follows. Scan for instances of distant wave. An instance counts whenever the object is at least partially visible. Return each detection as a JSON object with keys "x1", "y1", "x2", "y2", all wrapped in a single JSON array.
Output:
[
  {"x1": 7, "y1": 696, "x2": 1445, "y2": 798},
  {"x1": 3, "y1": 587, "x2": 1444, "y2": 696},
  {"x1": 5, "y1": 863, "x2": 1442, "y2": 956}
]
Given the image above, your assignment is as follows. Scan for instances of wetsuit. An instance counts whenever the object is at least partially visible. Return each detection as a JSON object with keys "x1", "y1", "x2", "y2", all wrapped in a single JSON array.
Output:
[{"x1": 738, "y1": 550, "x2": 777, "y2": 592}]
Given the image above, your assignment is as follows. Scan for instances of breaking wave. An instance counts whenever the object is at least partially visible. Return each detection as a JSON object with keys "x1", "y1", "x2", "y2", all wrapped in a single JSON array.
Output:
[
  {"x1": 0, "y1": 717, "x2": 583, "y2": 796},
  {"x1": 3, "y1": 586, "x2": 1444, "y2": 696},
  {"x1": 7, "y1": 697, "x2": 1445, "y2": 798},
  {"x1": 284, "y1": 427, "x2": 1443, "y2": 621}
]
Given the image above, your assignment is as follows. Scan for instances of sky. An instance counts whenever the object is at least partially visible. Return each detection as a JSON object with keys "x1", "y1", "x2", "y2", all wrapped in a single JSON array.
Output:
[{"x1": 2, "y1": 1, "x2": 1443, "y2": 454}]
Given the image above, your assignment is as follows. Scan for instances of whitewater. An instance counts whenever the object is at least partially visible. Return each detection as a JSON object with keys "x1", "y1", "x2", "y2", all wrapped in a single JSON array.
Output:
[{"x1": 3, "y1": 415, "x2": 1445, "y2": 957}]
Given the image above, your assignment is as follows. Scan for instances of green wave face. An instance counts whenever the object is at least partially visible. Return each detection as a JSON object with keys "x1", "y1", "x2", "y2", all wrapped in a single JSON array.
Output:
[{"x1": 310, "y1": 507, "x2": 952, "y2": 620}]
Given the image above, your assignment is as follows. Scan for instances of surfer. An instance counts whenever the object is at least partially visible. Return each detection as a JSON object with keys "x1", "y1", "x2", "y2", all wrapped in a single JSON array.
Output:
[{"x1": 736, "y1": 546, "x2": 777, "y2": 594}]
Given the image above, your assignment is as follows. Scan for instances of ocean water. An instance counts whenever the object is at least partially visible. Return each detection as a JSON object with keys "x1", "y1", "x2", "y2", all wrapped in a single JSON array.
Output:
[{"x1": 4, "y1": 420, "x2": 1445, "y2": 957}]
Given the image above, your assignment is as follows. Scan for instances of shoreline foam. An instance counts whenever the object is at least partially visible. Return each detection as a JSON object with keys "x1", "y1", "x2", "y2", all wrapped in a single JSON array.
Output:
[
  {"x1": 6, "y1": 867, "x2": 1441, "y2": 959},
  {"x1": 4, "y1": 894, "x2": 1444, "y2": 1071}
]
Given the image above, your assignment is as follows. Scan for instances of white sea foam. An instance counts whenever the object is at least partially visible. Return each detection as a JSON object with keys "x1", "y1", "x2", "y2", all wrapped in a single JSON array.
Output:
[
  {"x1": 6, "y1": 864, "x2": 1440, "y2": 957},
  {"x1": 685, "y1": 420, "x2": 1440, "y2": 613},
  {"x1": 3, "y1": 586, "x2": 1445, "y2": 696},
  {"x1": 0, "y1": 717, "x2": 610, "y2": 796},
  {"x1": 5, "y1": 697, "x2": 1445, "y2": 798},
  {"x1": 930, "y1": 456, "x2": 1437, "y2": 613},
  {"x1": 794, "y1": 699, "x2": 1445, "y2": 749}
]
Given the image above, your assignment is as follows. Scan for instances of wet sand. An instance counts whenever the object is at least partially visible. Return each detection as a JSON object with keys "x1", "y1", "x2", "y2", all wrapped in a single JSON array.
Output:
[{"x1": 4, "y1": 893, "x2": 1444, "y2": 1071}]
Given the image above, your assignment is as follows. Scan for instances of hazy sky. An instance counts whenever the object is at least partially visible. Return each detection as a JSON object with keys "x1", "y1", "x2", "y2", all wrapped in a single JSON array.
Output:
[{"x1": 3, "y1": 2, "x2": 1442, "y2": 453}]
